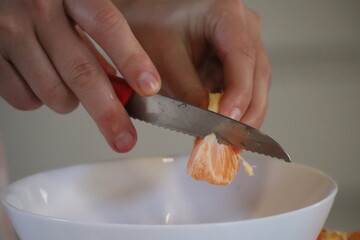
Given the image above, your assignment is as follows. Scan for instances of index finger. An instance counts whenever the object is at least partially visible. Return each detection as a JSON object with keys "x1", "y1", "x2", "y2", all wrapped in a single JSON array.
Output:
[
  {"x1": 34, "y1": 5, "x2": 136, "y2": 153},
  {"x1": 64, "y1": 0, "x2": 161, "y2": 96},
  {"x1": 207, "y1": 3, "x2": 255, "y2": 121}
]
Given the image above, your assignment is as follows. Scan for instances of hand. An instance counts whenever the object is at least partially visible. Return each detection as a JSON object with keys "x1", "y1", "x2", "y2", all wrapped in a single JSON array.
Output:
[
  {"x1": 0, "y1": 0, "x2": 161, "y2": 152},
  {"x1": 117, "y1": 0, "x2": 271, "y2": 128}
]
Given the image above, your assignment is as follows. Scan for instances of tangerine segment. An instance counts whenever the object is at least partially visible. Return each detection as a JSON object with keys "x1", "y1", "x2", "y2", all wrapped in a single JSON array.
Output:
[
  {"x1": 187, "y1": 92, "x2": 253, "y2": 185},
  {"x1": 187, "y1": 133, "x2": 240, "y2": 185},
  {"x1": 317, "y1": 229, "x2": 360, "y2": 240},
  {"x1": 350, "y1": 232, "x2": 360, "y2": 240}
]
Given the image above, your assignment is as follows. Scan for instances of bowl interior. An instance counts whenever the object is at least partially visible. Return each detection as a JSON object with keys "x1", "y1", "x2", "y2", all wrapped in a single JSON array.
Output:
[{"x1": 2, "y1": 155, "x2": 337, "y2": 225}]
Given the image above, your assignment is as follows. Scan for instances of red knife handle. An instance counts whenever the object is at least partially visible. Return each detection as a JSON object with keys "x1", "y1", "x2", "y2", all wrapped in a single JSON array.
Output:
[{"x1": 108, "y1": 75, "x2": 133, "y2": 105}]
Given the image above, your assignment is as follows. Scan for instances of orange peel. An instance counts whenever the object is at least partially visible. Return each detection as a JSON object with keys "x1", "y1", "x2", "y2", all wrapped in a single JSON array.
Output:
[{"x1": 317, "y1": 229, "x2": 360, "y2": 240}]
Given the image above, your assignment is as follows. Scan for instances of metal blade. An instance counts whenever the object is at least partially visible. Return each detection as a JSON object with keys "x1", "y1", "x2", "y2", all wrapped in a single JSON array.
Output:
[{"x1": 126, "y1": 93, "x2": 291, "y2": 162}]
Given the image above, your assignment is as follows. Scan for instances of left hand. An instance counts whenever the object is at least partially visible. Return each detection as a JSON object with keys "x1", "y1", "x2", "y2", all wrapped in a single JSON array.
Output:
[{"x1": 115, "y1": 0, "x2": 271, "y2": 128}]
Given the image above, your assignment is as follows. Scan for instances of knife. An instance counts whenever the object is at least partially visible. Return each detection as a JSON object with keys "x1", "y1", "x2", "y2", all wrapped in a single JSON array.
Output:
[{"x1": 110, "y1": 75, "x2": 291, "y2": 162}]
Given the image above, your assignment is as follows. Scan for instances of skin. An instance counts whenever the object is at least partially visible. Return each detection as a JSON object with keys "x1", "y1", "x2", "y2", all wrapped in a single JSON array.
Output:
[
  {"x1": 0, "y1": 0, "x2": 161, "y2": 153},
  {"x1": 116, "y1": 0, "x2": 271, "y2": 128},
  {"x1": 0, "y1": 0, "x2": 271, "y2": 153},
  {"x1": 0, "y1": 1, "x2": 271, "y2": 234}
]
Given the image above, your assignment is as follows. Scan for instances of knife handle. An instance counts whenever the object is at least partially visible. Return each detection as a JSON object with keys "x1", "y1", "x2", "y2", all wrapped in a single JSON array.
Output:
[{"x1": 108, "y1": 75, "x2": 133, "y2": 105}]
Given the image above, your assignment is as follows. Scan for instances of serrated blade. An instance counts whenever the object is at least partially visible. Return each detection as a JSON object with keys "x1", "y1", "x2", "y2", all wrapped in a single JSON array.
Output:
[{"x1": 126, "y1": 93, "x2": 290, "y2": 162}]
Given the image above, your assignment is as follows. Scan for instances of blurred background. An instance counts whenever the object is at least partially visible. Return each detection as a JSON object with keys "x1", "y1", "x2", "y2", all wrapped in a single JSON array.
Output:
[{"x1": 0, "y1": 0, "x2": 359, "y2": 232}]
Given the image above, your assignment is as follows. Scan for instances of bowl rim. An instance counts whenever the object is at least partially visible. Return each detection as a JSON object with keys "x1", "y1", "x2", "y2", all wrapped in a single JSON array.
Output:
[{"x1": 0, "y1": 155, "x2": 338, "y2": 228}]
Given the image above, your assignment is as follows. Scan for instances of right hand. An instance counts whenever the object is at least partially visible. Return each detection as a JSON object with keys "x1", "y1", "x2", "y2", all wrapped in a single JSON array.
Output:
[
  {"x1": 117, "y1": 0, "x2": 271, "y2": 129},
  {"x1": 0, "y1": 0, "x2": 161, "y2": 152}
]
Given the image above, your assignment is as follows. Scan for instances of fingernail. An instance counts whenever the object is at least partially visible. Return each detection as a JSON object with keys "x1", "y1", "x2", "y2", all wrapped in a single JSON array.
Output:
[
  {"x1": 229, "y1": 108, "x2": 242, "y2": 121},
  {"x1": 114, "y1": 131, "x2": 135, "y2": 152},
  {"x1": 138, "y1": 72, "x2": 160, "y2": 95}
]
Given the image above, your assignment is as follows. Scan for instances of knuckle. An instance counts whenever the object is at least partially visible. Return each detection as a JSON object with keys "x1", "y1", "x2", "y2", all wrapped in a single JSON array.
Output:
[
  {"x1": 66, "y1": 60, "x2": 97, "y2": 89},
  {"x1": 264, "y1": 70, "x2": 272, "y2": 85},
  {"x1": 93, "y1": 7, "x2": 125, "y2": 33},
  {"x1": 26, "y1": 0, "x2": 52, "y2": 18},
  {"x1": 231, "y1": 43, "x2": 255, "y2": 66},
  {"x1": 40, "y1": 81, "x2": 79, "y2": 113},
  {"x1": 0, "y1": 13, "x2": 26, "y2": 39},
  {"x1": 248, "y1": 8, "x2": 261, "y2": 23},
  {"x1": 41, "y1": 81, "x2": 65, "y2": 104},
  {"x1": 249, "y1": 9, "x2": 262, "y2": 31},
  {"x1": 253, "y1": 11, "x2": 262, "y2": 27},
  {"x1": 240, "y1": 43, "x2": 256, "y2": 65},
  {"x1": 241, "y1": 45, "x2": 255, "y2": 59}
]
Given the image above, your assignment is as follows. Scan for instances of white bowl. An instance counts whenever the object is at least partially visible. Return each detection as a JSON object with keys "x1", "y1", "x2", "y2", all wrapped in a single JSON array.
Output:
[{"x1": 1, "y1": 155, "x2": 337, "y2": 240}]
